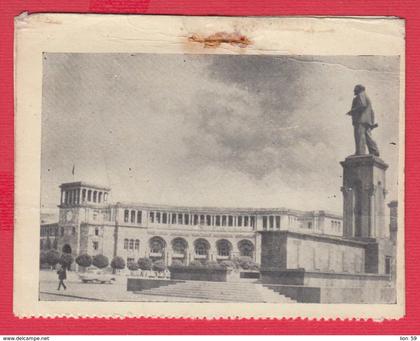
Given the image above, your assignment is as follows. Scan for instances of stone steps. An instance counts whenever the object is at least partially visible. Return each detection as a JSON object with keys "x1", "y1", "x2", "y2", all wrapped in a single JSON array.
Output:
[{"x1": 136, "y1": 280, "x2": 296, "y2": 303}]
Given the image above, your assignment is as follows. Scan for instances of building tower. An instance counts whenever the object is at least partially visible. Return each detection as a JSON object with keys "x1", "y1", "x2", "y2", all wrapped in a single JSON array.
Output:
[{"x1": 58, "y1": 182, "x2": 111, "y2": 261}]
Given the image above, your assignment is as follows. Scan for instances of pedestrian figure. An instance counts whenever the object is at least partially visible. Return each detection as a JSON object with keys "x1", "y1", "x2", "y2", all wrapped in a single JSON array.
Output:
[{"x1": 57, "y1": 264, "x2": 67, "y2": 291}]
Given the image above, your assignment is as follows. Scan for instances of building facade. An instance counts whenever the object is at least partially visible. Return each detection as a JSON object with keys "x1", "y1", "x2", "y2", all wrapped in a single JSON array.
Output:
[{"x1": 41, "y1": 181, "x2": 345, "y2": 268}]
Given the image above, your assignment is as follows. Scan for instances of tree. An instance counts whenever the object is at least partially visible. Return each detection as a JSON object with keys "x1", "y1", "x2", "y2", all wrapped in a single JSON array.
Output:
[
  {"x1": 137, "y1": 257, "x2": 153, "y2": 270},
  {"x1": 233, "y1": 256, "x2": 259, "y2": 270},
  {"x1": 76, "y1": 254, "x2": 92, "y2": 268},
  {"x1": 152, "y1": 260, "x2": 166, "y2": 272},
  {"x1": 111, "y1": 256, "x2": 126, "y2": 270},
  {"x1": 60, "y1": 253, "x2": 74, "y2": 270},
  {"x1": 92, "y1": 254, "x2": 109, "y2": 269},
  {"x1": 220, "y1": 260, "x2": 237, "y2": 269},
  {"x1": 170, "y1": 259, "x2": 184, "y2": 268},
  {"x1": 189, "y1": 260, "x2": 204, "y2": 268},
  {"x1": 46, "y1": 249, "x2": 60, "y2": 267},
  {"x1": 205, "y1": 260, "x2": 221, "y2": 269}
]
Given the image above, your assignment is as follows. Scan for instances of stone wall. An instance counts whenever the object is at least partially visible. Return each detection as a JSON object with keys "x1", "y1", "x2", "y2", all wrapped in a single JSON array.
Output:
[
  {"x1": 260, "y1": 231, "x2": 366, "y2": 274},
  {"x1": 320, "y1": 286, "x2": 396, "y2": 304},
  {"x1": 260, "y1": 232, "x2": 287, "y2": 269},
  {"x1": 261, "y1": 269, "x2": 392, "y2": 288},
  {"x1": 263, "y1": 283, "x2": 395, "y2": 303},
  {"x1": 286, "y1": 234, "x2": 365, "y2": 273}
]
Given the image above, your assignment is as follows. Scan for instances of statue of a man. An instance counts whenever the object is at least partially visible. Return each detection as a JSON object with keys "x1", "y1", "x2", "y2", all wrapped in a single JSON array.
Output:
[{"x1": 346, "y1": 84, "x2": 380, "y2": 156}]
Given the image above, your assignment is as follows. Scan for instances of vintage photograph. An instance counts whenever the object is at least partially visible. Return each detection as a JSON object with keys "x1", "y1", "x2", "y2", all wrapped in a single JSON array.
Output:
[
  {"x1": 13, "y1": 14, "x2": 405, "y2": 318},
  {"x1": 38, "y1": 52, "x2": 401, "y2": 304}
]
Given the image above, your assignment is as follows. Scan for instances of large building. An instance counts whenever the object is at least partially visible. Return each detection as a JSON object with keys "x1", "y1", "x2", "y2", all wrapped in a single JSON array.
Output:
[
  {"x1": 40, "y1": 153, "x2": 399, "y2": 303},
  {"x1": 40, "y1": 181, "x2": 344, "y2": 267}
]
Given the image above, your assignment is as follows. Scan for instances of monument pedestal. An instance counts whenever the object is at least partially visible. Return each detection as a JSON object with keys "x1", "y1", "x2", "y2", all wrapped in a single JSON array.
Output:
[{"x1": 340, "y1": 154, "x2": 389, "y2": 240}]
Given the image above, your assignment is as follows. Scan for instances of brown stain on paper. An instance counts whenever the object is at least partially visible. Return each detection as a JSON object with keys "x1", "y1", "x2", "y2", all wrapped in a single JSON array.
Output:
[{"x1": 188, "y1": 32, "x2": 251, "y2": 48}]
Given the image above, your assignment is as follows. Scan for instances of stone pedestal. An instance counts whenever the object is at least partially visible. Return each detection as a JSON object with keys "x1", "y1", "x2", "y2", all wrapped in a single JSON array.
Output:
[{"x1": 340, "y1": 155, "x2": 389, "y2": 239}]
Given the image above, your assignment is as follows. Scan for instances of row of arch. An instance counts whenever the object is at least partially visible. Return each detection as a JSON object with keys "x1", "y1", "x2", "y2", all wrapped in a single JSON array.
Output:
[{"x1": 123, "y1": 236, "x2": 255, "y2": 259}]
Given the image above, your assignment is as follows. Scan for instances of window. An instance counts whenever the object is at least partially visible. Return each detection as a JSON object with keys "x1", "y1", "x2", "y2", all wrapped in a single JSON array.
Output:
[
  {"x1": 269, "y1": 216, "x2": 274, "y2": 229},
  {"x1": 150, "y1": 238, "x2": 165, "y2": 254},
  {"x1": 222, "y1": 216, "x2": 227, "y2": 226},
  {"x1": 124, "y1": 210, "x2": 129, "y2": 223},
  {"x1": 263, "y1": 216, "x2": 267, "y2": 229},
  {"x1": 104, "y1": 193, "x2": 108, "y2": 202},
  {"x1": 308, "y1": 222, "x2": 312, "y2": 229},
  {"x1": 250, "y1": 216, "x2": 255, "y2": 227},
  {"x1": 200, "y1": 215, "x2": 205, "y2": 225},
  {"x1": 72, "y1": 226, "x2": 76, "y2": 235},
  {"x1": 135, "y1": 240, "x2": 139, "y2": 250},
  {"x1": 95, "y1": 227, "x2": 99, "y2": 236},
  {"x1": 178, "y1": 214, "x2": 183, "y2": 224},
  {"x1": 193, "y1": 215, "x2": 198, "y2": 225},
  {"x1": 129, "y1": 239, "x2": 134, "y2": 250},
  {"x1": 82, "y1": 189, "x2": 86, "y2": 202},
  {"x1": 228, "y1": 216, "x2": 233, "y2": 226},
  {"x1": 217, "y1": 240, "x2": 231, "y2": 257},
  {"x1": 215, "y1": 216, "x2": 221, "y2": 226},
  {"x1": 244, "y1": 216, "x2": 249, "y2": 227},
  {"x1": 98, "y1": 192, "x2": 102, "y2": 203},
  {"x1": 275, "y1": 216, "x2": 280, "y2": 229},
  {"x1": 127, "y1": 257, "x2": 135, "y2": 265},
  {"x1": 171, "y1": 213, "x2": 176, "y2": 224},
  {"x1": 130, "y1": 210, "x2": 135, "y2": 223},
  {"x1": 206, "y1": 215, "x2": 211, "y2": 226},
  {"x1": 60, "y1": 226, "x2": 64, "y2": 236},
  {"x1": 196, "y1": 245, "x2": 206, "y2": 255},
  {"x1": 93, "y1": 191, "x2": 97, "y2": 203},
  {"x1": 238, "y1": 240, "x2": 254, "y2": 257},
  {"x1": 162, "y1": 213, "x2": 167, "y2": 224},
  {"x1": 124, "y1": 239, "x2": 128, "y2": 249},
  {"x1": 93, "y1": 241, "x2": 99, "y2": 251},
  {"x1": 150, "y1": 212, "x2": 154, "y2": 223},
  {"x1": 238, "y1": 216, "x2": 242, "y2": 226},
  {"x1": 156, "y1": 212, "x2": 161, "y2": 223},
  {"x1": 137, "y1": 211, "x2": 142, "y2": 224},
  {"x1": 184, "y1": 214, "x2": 189, "y2": 225},
  {"x1": 385, "y1": 256, "x2": 391, "y2": 275},
  {"x1": 172, "y1": 238, "x2": 187, "y2": 254},
  {"x1": 195, "y1": 239, "x2": 209, "y2": 256}
]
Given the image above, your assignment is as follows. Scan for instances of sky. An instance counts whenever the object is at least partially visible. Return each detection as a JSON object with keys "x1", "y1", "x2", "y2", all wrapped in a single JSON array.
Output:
[{"x1": 41, "y1": 53, "x2": 401, "y2": 218}]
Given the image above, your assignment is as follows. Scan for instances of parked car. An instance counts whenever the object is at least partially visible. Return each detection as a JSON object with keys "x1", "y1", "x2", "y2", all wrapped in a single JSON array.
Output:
[{"x1": 79, "y1": 269, "x2": 116, "y2": 284}]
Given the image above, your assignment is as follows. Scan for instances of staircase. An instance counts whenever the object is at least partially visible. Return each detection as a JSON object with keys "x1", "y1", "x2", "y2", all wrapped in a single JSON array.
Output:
[{"x1": 134, "y1": 280, "x2": 296, "y2": 303}]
